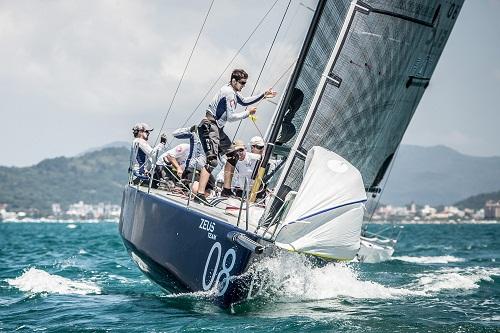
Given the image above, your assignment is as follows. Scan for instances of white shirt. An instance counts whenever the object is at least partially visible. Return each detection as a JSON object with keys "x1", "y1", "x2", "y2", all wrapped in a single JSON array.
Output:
[
  {"x1": 234, "y1": 152, "x2": 261, "y2": 189},
  {"x1": 157, "y1": 143, "x2": 206, "y2": 170},
  {"x1": 206, "y1": 84, "x2": 264, "y2": 128},
  {"x1": 131, "y1": 138, "x2": 164, "y2": 172},
  {"x1": 158, "y1": 144, "x2": 190, "y2": 167}
]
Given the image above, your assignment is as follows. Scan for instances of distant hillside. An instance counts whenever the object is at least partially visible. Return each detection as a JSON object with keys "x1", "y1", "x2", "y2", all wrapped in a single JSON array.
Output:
[
  {"x1": 0, "y1": 147, "x2": 129, "y2": 212},
  {"x1": 453, "y1": 190, "x2": 500, "y2": 210},
  {"x1": 78, "y1": 141, "x2": 129, "y2": 156},
  {"x1": 1, "y1": 144, "x2": 499, "y2": 211},
  {"x1": 382, "y1": 145, "x2": 500, "y2": 205}
]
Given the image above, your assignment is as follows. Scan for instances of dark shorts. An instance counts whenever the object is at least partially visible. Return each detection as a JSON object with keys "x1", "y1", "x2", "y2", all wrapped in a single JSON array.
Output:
[
  {"x1": 198, "y1": 115, "x2": 232, "y2": 159},
  {"x1": 182, "y1": 168, "x2": 215, "y2": 191}
]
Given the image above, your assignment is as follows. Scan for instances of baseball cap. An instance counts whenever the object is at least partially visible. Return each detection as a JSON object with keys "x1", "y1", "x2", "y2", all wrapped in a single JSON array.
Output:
[
  {"x1": 132, "y1": 123, "x2": 154, "y2": 132},
  {"x1": 230, "y1": 139, "x2": 246, "y2": 152},
  {"x1": 250, "y1": 136, "x2": 265, "y2": 146}
]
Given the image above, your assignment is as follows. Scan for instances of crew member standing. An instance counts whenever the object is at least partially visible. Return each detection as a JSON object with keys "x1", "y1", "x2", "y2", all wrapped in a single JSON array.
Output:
[{"x1": 195, "y1": 69, "x2": 276, "y2": 204}]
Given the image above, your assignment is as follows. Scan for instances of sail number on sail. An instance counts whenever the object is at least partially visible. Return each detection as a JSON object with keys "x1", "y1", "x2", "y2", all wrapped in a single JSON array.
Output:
[{"x1": 202, "y1": 241, "x2": 236, "y2": 296}]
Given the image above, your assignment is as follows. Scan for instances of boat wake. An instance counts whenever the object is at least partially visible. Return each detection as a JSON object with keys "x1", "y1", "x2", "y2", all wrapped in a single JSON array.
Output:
[
  {"x1": 249, "y1": 253, "x2": 422, "y2": 301},
  {"x1": 411, "y1": 267, "x2": 500, "y2": 293},
  {"x1": 6, "y1": 268, "x2": 101, "y2": 296},
  {"x1": 244, "y1": 253, "x2": 499, "y2": 303},
  {"x1": 392, "y1": 255, "x2": 465, "y2": 264}
]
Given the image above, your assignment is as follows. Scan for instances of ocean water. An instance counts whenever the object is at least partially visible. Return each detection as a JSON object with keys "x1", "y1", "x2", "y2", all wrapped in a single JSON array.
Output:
[{"x1": 0, "y1": 222, "x2": 498, "y2": 332}]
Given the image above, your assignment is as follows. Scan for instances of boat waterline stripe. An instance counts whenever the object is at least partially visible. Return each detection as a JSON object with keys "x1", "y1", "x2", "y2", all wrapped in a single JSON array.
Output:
[{"x1": 296, "y1": 199, "x2": 367, "y2": 221}]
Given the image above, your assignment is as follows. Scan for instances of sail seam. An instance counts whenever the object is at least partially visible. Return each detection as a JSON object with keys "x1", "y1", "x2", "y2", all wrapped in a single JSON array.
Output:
[{"x1": 295, "y1": 198, "x2": 367, "y2": 221}]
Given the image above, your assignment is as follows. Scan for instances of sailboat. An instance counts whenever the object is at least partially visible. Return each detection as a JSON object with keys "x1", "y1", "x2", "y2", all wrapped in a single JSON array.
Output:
[{"x1": 119, "y1": 0, "x2": 463, "y2": 307}]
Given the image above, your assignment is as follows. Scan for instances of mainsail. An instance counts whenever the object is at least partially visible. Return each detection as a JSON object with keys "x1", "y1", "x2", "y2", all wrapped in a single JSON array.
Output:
[{"x1": 262, "y1": 0, "x2": 463, "y2": 209}]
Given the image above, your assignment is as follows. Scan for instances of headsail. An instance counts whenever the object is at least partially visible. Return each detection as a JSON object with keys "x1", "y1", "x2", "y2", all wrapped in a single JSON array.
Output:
[{"x1": 275, "y1": 146, "x2": 367, "y2": 260}]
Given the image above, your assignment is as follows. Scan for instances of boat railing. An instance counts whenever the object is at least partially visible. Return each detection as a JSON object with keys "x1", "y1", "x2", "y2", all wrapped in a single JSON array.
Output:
[
  {"x1": 128, "y1": 132, "x2": 290, "y2": 236},
  {"x1": 361, "y1": 224, "x2": 403, "y2": 245}
]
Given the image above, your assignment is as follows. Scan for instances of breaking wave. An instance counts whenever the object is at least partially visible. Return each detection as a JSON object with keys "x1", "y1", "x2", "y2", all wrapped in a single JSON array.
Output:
[
  {"x1": 6, "y1": 268, "x2": 101, "y2": 295},
  {"x1": 393, "y1": 255, "x2": 465, "y2": 264},
  {"x1": 412, "y1": 267, "x2": 500, "y2": 293}
]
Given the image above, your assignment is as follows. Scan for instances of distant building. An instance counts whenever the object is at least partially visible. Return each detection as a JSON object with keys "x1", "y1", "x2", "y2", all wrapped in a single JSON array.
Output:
[
  {"x1": 409, "y1": 202, "x2": 417, "y2": 214},
  {"x1": 484, "y1": 200, "x2": 500, "y2": 219},
  {"x1": 420, "y1": 205, "x2": 437, "y2": 218},
  {"x1": 52, "y1": 203, "x2": 62, "y2": 216}
]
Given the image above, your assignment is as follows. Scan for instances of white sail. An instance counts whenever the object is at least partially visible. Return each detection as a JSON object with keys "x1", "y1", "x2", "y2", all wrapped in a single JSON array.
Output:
[{"x1": 275, "y1": 146, "x2": 367, "y2": 260}]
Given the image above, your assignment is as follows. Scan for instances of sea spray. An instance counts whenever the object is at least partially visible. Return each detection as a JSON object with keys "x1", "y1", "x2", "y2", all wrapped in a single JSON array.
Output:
[
  {"x1": 6, "y1": 268, "x2": 101, "y2": 295},
  {"x1": 242, "y1": 252, "x2": 422, "y2": 301}
]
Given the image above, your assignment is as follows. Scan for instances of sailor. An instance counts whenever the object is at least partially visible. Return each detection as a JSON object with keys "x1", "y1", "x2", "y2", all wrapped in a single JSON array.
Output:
[
  {"x1": 195, "y1": 69, "x2": 276, "y2": 205},
  {"x1": 160, "y1": 127, "x2": 215, "y2": 197},
  {"x1": 130, "y1": 123, "x2": 165, "y2": 185},
  {"x1": 157, "y1": 143, "x2": 191, "y2": 180},
  {"x1": 232, "y1": 139, "x2": 261, "y2": 197}
]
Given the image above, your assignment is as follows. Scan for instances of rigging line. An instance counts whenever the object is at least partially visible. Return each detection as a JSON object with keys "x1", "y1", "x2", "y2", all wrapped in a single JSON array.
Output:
[
  {"x1": 232, "y1": 0, "x2": 293, "y2": 141},
  {"x1": 232, "y1": 60, "x2": 295, "y2": 145},
  {"x1": 367, "y1": 144, "x2": 401, "y2": 225},
  {"x1": 180, "y1": 0, "x2": 281, "y2": 129},
  {"x1": 153, "y1": 0, "x2": 215, "y2": 146},
  {"x1": 251, "y1": 118, "x2": 265, "y2": 138}
]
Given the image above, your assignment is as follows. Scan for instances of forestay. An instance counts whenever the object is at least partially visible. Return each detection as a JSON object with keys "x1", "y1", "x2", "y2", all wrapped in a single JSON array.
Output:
[{"x1": 275, "y1": 146, "x2": 367, "y2": 260}]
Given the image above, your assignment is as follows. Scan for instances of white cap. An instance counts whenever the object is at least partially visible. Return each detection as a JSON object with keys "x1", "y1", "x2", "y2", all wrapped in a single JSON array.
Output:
[
  {"x1": 250, "y1": 136, "x2": 264, "y2": 146},
  {"x1": 132, "y1": 123, "x2": 154, "y2": 133}
]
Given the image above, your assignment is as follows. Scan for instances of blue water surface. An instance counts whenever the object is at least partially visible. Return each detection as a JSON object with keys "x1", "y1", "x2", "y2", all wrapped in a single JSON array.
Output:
[{"x1": 0, "y1": 222, "x2": 498, "y2": 332}]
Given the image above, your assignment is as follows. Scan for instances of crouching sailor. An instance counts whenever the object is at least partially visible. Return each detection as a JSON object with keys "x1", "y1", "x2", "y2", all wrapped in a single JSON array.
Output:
[
  {"x1": 129, "y1": 122, "x2": 165, "y2": 186},
  {"x1": 194, "y1": 68, "x2": 277, "y2": 205}
]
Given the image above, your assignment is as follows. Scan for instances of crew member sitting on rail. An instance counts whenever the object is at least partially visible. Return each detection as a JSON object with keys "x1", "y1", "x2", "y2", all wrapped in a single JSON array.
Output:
[
  {"x1": 130, "y1": 122, "x2": 165, "y2": 185},
  {"x1": 195, "y1": 69, "x2": 276, "y2": 205}
]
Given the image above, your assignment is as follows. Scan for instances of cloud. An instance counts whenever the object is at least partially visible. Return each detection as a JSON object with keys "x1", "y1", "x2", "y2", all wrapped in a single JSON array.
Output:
[
  {"x1": 0, "y1": 0, "x2": 317, "y2": 165},
  {"x1": 494, "y1": 68, "x2": 500, "y2": 82}
]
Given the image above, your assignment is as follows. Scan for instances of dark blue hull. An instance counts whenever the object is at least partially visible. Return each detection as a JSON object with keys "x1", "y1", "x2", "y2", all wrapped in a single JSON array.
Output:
[{"x1": 119, "y1": 185, "x2": 265, "y2": 308}]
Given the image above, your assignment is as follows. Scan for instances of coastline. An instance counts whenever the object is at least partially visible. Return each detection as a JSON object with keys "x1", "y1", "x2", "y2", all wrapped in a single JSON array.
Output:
[{"x1": 1, "y1": 218, "x2": 497, "y2": 225}]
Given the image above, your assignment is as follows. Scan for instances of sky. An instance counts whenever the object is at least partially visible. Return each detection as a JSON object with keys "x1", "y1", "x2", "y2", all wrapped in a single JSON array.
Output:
[{"x1": 0, "y1": 0, "x2": 499, "y2": 167}]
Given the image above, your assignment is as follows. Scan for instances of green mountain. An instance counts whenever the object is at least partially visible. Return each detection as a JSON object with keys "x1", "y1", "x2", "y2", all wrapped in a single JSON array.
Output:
[
  {"x1": 1, "y1": 144, "x2": 499, "y2": 212},
  {"x1": 0, "y1": 147, "x2": 129, "y2": 213},
  {"x1": 453, "y1": 190, "x2": 500, "y2": 210},
  {"x1": 382, "y1": 145, "x2": 500, "y2": 205}
]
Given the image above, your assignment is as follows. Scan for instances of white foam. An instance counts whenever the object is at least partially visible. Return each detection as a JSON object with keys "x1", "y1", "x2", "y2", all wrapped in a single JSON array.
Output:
[
  {"x1": 413, "y1": 267, "x2": 500, "y2": 293},
  {"x1": 246, "y1": 254, "x2": 500, "y2": 302},
  {"x1": 252, "y1": 253, "x2": 422, "y2": 301},
  {"x1": 393, "y1": 255, "x2": 465, "y2": 264},
  {"x1": 67, "y1": 224, "x2": 77, "y2": 229},
  {"x1": 6, "y1": 268, "x2": 101, "y2": 295}
]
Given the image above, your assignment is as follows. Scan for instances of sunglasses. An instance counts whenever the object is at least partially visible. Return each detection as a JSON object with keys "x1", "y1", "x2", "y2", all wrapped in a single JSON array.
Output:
[
  {"x1": 252, "y1": 145, "x2": 264, "y2": 149},
  {"x1": 238, "y1": 80, "x2": 247, "y2": 85},
  {"x1": 237, "y1": 148, "x2": 245, "y2": 152}
]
